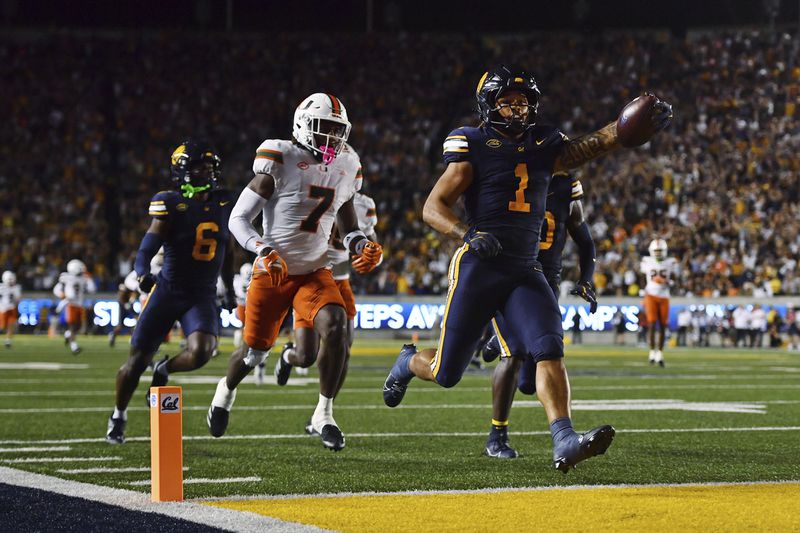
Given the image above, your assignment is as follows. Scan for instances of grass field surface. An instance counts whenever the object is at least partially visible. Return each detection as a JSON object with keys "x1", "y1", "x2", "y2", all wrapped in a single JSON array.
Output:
[{"x1": 1, "y1": 335, "x2": 798, "y2": 530}]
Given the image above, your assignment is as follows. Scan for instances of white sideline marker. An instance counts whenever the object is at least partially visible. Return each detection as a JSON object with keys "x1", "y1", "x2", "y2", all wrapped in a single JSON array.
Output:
[
  {"x1": 0, "y1": 363, "x2": 89, "y2": 370},
  {"x1": 1, "y1": 456, "x2": 122, "y2": 464},
  {"x1": 129, "y1": 476, "x2": 261, "y2": 487},
  {"x1": 0, "y1": 446, "x2": 71, "y2": 453}
]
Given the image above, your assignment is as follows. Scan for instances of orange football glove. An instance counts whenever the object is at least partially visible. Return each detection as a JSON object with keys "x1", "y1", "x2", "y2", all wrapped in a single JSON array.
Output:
[
  {"x1": 253, "y1": 249, "x2": 288, "y2": 287},
  {"x1": 352, "y1": 241, "x2": 382, "y2": 274}
]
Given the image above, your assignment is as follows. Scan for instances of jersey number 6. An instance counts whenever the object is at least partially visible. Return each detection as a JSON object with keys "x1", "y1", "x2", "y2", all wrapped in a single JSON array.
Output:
[{"x1": 192, "y1": 222, "x2": 219, "y2": 261}]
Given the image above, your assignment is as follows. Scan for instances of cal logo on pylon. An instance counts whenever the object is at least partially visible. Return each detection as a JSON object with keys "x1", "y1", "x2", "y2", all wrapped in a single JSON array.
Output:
[{"x1": 150, "y1": 386, "x2": 183, "y2": 502}]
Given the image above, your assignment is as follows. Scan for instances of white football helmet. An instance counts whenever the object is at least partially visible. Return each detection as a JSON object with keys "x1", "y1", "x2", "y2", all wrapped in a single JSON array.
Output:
[
  {"x1": 66, "y1": 259, "x2": 87, "y2": 276},
  {"x1": 648, "y1": 239, "x2": 668, "y2": 261},
  {"x1": 239, "y1": 262, "x2": 253, "y2": 280},
  {"x1": 293, "y1": 93, "x2": 352, "y2": 164},
  {"x1": 2, "y1": 270, "x2": 16, "y2": 285}
]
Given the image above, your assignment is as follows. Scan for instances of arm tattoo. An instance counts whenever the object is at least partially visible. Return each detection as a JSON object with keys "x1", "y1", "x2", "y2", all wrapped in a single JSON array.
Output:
[{"x1": 557, "y1": 122, "x2": 619, "y2": 170}]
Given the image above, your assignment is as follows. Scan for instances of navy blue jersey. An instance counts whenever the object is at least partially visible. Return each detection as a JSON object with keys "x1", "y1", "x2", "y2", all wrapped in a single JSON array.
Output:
[
  {"x1": 147, "y1": 189, "x2": 234, "y2": 291},
  {"x1": 443, "y1": 125, "x2": 566, "y2": 265},
  {"x1": 538, "y1": 174, "x2": 584, "y2": 284}
]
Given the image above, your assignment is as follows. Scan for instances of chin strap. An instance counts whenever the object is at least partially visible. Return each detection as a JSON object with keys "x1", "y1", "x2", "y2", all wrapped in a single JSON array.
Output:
[{"x1": 180, "y1": 183, "x2": 211, "y2": 198}]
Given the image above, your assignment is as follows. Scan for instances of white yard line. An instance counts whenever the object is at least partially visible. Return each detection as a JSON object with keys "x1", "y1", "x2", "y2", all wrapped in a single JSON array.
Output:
[
  {"x1": 0, "y1": 446, "x2": 71, "y2": 453},
  {"x1": 0, "y1": 399, "x2": 773, "y2": 414},
  {"x1": 56, "y1": 467, "x2": 189, "y2": 474},
  {"x1": 0, "y1": 363, "x2": 89, "y2": 370},
  {"x1": 0, "y1": 426, "x2": 798, "y2": 446},
  {"x1": 129, "y1": 477, "x2": 261, "y2": 487},
  {"x1": 1, "y1": 456, "x2": 122, "y2": 464},
  {"x1": 0, "y1": 466, "x2": 330, "y2": 533}
]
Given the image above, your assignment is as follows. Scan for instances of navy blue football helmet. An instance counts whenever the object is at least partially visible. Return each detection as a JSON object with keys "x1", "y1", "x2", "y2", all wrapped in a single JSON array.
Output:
[
  {"x1": 476, "y1": 65, "x2": 541, "y2": 134},
  {"x1": 170, "y1": 139, "x2": 221, "y2": 198}
]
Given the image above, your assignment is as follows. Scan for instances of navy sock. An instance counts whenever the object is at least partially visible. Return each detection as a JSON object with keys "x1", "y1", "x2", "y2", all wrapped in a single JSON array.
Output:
[{"x1": 550, "y1": 417, "x2": 574, "y2": 444}]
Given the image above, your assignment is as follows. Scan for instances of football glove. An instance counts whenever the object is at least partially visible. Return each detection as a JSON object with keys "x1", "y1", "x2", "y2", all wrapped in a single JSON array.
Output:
[
  {"x1": 253, "y1": 249, "x2": 288, "y2": 287},
  {"x1": 137, "y1": 273, "x2": 156, "y2": 294},
  {"x1": 463, "y1": 226, "x2": 502, "y2": 259},
  {"x1": 352, "y1": 241, "x2": 383, "y2": 274},
  {"x1": 570, "y1": 281, "x2": 597, "y2": 314},
  {"x1": 651, "y1": 98, "x2": 673, "y2": 132}
]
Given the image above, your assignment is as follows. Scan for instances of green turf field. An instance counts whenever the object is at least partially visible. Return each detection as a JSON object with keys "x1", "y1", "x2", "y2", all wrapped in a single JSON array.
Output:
[{"x1": 1, "y1": 335, "x2": 798, "y2": 499}]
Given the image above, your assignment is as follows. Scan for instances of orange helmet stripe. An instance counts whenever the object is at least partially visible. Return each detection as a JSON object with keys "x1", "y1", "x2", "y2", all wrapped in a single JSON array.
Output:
[{"x1": 327, "y1": 94, "x2": 341, "y2": 115}]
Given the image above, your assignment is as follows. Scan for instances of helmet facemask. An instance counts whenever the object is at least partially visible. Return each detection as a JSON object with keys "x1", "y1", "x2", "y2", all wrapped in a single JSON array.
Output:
[
  {"x1": 297, "y1": 115, "x2": 351, "y2": 165},
  {"x1": 490, "y1": 89, "x2": 539, "y2": 135}
]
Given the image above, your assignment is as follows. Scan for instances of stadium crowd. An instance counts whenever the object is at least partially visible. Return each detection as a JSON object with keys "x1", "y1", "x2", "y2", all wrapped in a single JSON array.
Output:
[{"x1": 1, "y1": 30, "x2": 799, "y2": 298}]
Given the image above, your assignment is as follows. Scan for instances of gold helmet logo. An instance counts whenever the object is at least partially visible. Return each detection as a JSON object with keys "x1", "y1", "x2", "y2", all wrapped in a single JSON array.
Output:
[{"x1": 171, "y1": 144, "x2": 187, "y2": 166}]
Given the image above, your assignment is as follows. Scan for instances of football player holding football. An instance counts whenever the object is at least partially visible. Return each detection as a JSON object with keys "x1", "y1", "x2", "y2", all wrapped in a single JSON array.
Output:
[
  {"x1": 383, "y1": 65, "x2": 671, "y2": 472},
  {"x1": 106, "y1": 139, "x2": 236, "y2": 444},
  {"x1": 480, "y1": 171, "x2": 596, "y2": 458},
  {"x1": 208, "y1": 93, "x2": 381, "y2": 452}
]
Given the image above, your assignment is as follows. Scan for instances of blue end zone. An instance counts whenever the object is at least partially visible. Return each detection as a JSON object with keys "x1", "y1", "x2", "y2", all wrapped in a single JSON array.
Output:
[{"x1": 0, "y1": 483, "x2": 222, "y2": 532}]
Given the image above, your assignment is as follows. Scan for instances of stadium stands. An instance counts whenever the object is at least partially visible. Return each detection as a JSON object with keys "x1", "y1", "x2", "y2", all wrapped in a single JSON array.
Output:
[{"x1": 1, "y1": 30, "x2": 798, "y2": 297}]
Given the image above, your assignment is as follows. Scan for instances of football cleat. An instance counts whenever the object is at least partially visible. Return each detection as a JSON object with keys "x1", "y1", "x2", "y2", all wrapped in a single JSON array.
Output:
[
  {"x1": 482, "y1": 335, "x2": 502, "y2": 363},
  {"x1": 147, "y1": 356, "x2": 170, "y2": 406},
  {"x1": 105, "y1": 415, "x2": 126, "y2": 445},
  {"x1": 320, "y1": 424, "x2": 345, "y2": 451},
  {"x1": 274, "y1": 342, "x2": 294, "y2": 386},
  {"x1": 553, "y1": 425, "x2": 615, "y2": 473},
  {"x1": 4, "y1": 339, "x2": 10, "y2": 349},
  {"x1": 484, "y1": 428, "x2": 519, "y2": 459},
  {"x1": 383, "y1": 344, "x2": 417, "y2": 408},
  {"x1": 304, "y1": 417, "x2": 320, "y2": 436},
  {"x1": 207, "y1": 406, "x2": 230, "y2": 438}
]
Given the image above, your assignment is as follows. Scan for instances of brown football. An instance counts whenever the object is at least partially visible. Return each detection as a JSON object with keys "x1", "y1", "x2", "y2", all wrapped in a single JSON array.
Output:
[{"x1": 616, "y1": 93, "x2": 657, "y2": 148}]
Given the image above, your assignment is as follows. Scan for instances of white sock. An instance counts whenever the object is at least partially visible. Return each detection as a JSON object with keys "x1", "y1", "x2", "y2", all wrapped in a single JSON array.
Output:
[
  {"x1": 211, "y1": 377, "x2": 237, "y2": 410},
  {"x1": 113, "y1": 408, "x2": 127, "y2": 421},
  {"x1": 312, "y1": 394, "x2": 335, "y2": 430}
]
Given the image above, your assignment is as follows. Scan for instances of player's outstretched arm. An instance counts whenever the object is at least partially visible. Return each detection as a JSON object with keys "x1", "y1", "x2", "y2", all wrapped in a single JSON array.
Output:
[
  {"x1": 422, "y1": 161, "x2": 474, "y2": 240},
  {"x1": 554, "y1": 95, "x2": 672, "y2": 173},
  {"x1": 228, "y1": 173, "x2": 274, "y2": 254},
  {"x1": 553, "y1": 122, "x2": 620, "y2": 173}
]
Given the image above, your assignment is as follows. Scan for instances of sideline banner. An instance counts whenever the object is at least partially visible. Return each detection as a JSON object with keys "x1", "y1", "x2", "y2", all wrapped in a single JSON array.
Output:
[{"x1": 14, "y1": 298, "x2": 791, "y2": 332}]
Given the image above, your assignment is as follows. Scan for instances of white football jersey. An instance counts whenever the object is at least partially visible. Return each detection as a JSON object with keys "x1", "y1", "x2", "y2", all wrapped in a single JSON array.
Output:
[
  {"x1": 0, "y1": 283, "x2": 21, "y2": 312},
  {"x1": 328, "y1": 191, "x2": 378, "y2": 270},
  {"x1": 640, "y1": 256, "x2": 677, "y2": 298},
  {"x1": 233, "y1": 273, "x2": 248, "y2": 305},
  {"x1": 53, "y1": 272, "x2": 96, "y2": 305},
  {"x1": 252, "y1": 139, "x2": 362, "y2": 275}
]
